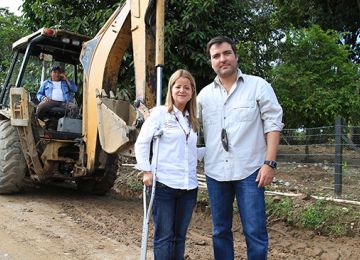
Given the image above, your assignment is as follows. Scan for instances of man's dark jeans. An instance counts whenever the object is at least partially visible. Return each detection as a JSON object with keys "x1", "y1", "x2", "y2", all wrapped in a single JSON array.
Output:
[{"x1": 206, "y1": 171, "x2": 268, "y2": 260}]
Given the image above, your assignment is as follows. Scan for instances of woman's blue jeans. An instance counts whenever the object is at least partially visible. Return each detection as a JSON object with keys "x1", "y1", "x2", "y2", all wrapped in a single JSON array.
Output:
[
  {"x1": 151, "y1": 183, "x2": 198, "y2": 260},
  {"x1": 206, "y1": 170, "x2": 268, "y2": 260}
]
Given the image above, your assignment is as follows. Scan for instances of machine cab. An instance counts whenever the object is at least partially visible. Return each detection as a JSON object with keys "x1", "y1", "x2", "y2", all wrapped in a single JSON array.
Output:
[{"x1": 0, "y1": 28, "x2": 90, "y2": 136}]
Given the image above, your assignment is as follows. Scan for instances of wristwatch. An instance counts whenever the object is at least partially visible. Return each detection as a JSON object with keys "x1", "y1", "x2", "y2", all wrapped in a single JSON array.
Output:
[{"x1": 264, "y1": 160, "x2": 277, "y2": 169}]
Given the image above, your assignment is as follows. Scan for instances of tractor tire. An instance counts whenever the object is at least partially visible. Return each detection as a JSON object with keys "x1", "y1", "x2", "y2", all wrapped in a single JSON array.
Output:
[
  {"x1": 0, "y1": 120, "x2": 27, "y2": 194},
  {"x1": 76, "y1": 154, "x2": 118, "y2": 195}
]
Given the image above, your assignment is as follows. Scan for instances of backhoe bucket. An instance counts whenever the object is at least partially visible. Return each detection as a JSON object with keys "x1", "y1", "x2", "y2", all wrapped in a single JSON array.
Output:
[{"x1": 96, "y1": 89, "x2": 137, "y2": 154}]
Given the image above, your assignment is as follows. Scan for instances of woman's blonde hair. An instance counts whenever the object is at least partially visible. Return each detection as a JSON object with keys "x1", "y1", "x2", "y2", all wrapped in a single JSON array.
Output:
[{"x1": 165, "y1": 69, "x2": 199, "y2": 132}]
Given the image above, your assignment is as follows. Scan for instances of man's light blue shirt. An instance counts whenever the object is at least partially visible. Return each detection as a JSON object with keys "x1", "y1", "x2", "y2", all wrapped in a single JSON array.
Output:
[{"x1": 198, "y1": 69, "x2": 284, "y2": 181}]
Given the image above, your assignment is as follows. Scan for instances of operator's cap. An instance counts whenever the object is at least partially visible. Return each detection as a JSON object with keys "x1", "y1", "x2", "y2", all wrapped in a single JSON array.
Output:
[{"x1": 50, "y1": 65, "x2": 63, "y2": 72}]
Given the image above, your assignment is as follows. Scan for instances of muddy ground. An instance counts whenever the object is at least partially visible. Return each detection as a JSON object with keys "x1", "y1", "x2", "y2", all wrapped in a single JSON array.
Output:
[{"x1": 1, "y1": 167, "x2": 360, "y2": 260}]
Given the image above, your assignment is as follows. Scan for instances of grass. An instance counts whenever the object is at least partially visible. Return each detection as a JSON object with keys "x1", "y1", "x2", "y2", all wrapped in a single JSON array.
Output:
[
  {"x1": 266, "y1": 197, "x2": 294, "y2": 225},
  {"x1": 196, "y1": 192, "x2": 360, "y2": 237},
  {"x1": 266, "y1": 196, "x2": 360, "y2": 236},
  {"x1": 126, "y1": 175, "x2": 143, "y2": 191}
]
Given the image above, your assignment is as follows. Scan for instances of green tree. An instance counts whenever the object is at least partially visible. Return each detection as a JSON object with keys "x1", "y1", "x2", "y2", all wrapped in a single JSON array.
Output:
[
  {"x1": 22, "y1": 0, "x2": 123, "y2": 36},
  {"x1": 0, "y1": 8, "x2": 30, "y2": 86},
  {"x1": 273, "y1": 0, "x2": 360, "y2": 62},
  {"x1": 21, "y1": 0, "x2": 279, "y2": 90},
  {"x1": 270, "y1": 25, "x2": 360, "y2": 128},
  {"x1": 16, "y1": 0, "x2": 360, "y2": 123},
  {"x1": 165, "y1": 0, "x2": 280, "y2": 89}
]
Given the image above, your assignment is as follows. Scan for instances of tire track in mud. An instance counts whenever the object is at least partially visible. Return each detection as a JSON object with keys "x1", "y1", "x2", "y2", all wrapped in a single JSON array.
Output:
[
  {"x1": 59, "y1": 194, "x2": 217, "y2": 259},
  {"x1": 60, "y1": 197, "x2": 145, "y2": 246},
  {"x1": 0, "y1": 193, "x2": 139, "y2": 260}
]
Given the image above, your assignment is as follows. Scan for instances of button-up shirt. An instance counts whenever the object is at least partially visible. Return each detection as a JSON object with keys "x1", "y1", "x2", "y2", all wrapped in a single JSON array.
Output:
[
  {"x1": 36, "y1": 79, "x2": 77, "y2": 103},
  {"x1": 198, "y1": 69, "x2": 284, "y2": 181},
  {"x1": 135, "y1": 106, "x2": 198, "y2": 190}
]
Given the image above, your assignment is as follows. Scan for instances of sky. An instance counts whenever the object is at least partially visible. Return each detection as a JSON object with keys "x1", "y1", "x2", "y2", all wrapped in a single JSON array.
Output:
[{"x1": 0, "y1": 0, "x2": 23, "y2": 15}]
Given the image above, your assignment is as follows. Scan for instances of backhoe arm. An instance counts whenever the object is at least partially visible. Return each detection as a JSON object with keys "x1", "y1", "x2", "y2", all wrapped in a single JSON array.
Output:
[{"x1": 80, "y1": 0, "x2": 164, "y2": 172}]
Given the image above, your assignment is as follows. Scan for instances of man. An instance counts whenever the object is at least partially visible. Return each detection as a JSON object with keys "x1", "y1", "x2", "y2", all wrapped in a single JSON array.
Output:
[
  {"x1": 36, "y1": 65, "x2": 79, "y2": 120},
  {"x1": 197, "y1": 36, "x2": 284, "y2": 260}
]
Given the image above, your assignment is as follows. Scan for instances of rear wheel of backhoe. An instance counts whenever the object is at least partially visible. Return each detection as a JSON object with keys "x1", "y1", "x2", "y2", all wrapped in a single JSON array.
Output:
[
  {"x1": 0, "y1": 120, "x2": 27, "y2": 194},
  {"x1": 76, "y1": 154, "x2": 118, "y2": 195}
]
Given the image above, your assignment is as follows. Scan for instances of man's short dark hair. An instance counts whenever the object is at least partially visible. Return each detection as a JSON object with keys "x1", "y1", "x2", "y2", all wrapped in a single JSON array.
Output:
[
  {"x1": 50, "y1": 65, "x2": 63, "y2": 72},
  {"x1": 206, "y1": 36, "x2": 237, "y2": 57}
]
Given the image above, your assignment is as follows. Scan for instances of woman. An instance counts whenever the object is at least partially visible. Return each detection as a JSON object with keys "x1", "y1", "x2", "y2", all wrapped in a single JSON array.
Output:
[{"x1": 135, "y1": 69, "x2": 200, "y2": 260}]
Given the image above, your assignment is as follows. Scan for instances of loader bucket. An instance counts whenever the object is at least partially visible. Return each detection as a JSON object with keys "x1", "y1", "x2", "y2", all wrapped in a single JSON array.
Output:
[{"x1": 96, "y1": 90, "x2": 137, "y2": 154}]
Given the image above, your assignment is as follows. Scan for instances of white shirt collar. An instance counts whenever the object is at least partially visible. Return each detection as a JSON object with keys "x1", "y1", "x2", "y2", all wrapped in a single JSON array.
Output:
[{"x1": 172, "y1": 105, "x2": 189, "y2": 117}]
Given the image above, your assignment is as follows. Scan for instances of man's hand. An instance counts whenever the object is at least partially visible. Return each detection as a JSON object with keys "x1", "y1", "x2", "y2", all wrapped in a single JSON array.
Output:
[
  {"x1": 43, "y1": 96, "x2": 50, "y2": 102},
  {"x1": 256, "y1": 164, "x2": 275, "y2": 187},
  {"x1": 60, "y1": 73, "x2": 68, "y2": 81},
  {"x1": 142, "y1": 171, "x2": 153, "y2": 186}
]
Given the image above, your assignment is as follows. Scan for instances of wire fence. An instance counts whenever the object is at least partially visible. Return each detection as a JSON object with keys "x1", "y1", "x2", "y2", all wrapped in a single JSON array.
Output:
[
  {"x1": 274, "y1": 119, "x2": 360, "y2": 201},
  {"x1": 197, "y1": 118, "x2": 360, "y2": 202}
]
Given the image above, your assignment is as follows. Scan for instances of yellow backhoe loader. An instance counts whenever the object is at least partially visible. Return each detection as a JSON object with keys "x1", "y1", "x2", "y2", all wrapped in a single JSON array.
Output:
[{"x1": 0, "y1": 0, "x2": 165, "y2": 195}]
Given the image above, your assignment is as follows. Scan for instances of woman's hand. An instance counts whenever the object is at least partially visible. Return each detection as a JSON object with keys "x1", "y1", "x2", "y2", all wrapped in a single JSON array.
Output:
[{"x1": 142, "y1": 171, "x2": 153, "y2": 186}]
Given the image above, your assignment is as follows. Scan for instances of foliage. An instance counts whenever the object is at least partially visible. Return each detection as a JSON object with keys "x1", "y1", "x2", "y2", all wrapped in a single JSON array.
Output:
[
  {"x1": 266, "y1": 197, "x2": 294, "y2": 225},
  {"x1": 299, "y1": 200, "x2": 353, "y2": 236},
  {"x1": 272, "y1": 0, "x2": 360, "y2": 63},
  {"x1": 21, "y1": 0, "x2": 124, "y2": 37},
  {"x1": 0, "y1": 8, "x2": 30, "y2": 86},
  {"x1": 126, "y1": 175, "x2": 143, "y2": 191},
  {"x1": 300, "y1": 200, "x2": 330, "y2": 229},
  {"x1": 165, "y1": 0, "x2": 281, "y2": 89},
  {"x1": 3, "y1": 0, "x2": 359, "y2": 128},
  {"x1": 270, "y1": 25, "x2": 360, "y2": 128},
  {"x1": 266, "y1": 196, "x2": 360, "y2": 237},
  {"x1": 22, "y1": 0, "x2": 270, "y2": 93}
]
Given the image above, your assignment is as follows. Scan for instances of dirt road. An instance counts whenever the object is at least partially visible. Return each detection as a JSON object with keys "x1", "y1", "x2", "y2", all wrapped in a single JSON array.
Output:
[
  {"x1": 1, "y1": 180, "x2": 360, "y2": 260},
  {"x1": 0, "y1": 182, "x2": 140, "y2": 260}
]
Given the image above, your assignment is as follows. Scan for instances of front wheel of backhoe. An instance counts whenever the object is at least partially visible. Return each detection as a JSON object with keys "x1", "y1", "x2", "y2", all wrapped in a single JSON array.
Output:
[
  {"x1": 76, "y1": 154, "x2": 118, "y2": 195},
  {"x1": 0, "y1": 120, "x2": 27, "y2": 194}
]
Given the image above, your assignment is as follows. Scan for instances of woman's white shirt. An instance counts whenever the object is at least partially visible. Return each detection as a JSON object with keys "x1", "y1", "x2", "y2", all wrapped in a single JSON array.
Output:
[{"x1": 135, "y1": 106, "x2": 198, "y2": 190}]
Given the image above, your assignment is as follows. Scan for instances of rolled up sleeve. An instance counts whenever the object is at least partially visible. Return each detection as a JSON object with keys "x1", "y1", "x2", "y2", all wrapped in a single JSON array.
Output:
[{"x1": 259, "y1": 83, "x2": 284, "y2": 133}]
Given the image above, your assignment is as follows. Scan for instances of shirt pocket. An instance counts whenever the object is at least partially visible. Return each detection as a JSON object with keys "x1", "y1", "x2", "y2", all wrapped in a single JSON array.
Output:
[{"x1": 232, "y1": 100, "x2": 256, "y2": 122}]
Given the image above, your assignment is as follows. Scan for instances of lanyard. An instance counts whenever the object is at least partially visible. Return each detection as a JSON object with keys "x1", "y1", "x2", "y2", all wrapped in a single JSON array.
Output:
[{"x1": 174, "y1": 114, "x2": 191, "y2": 143}]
